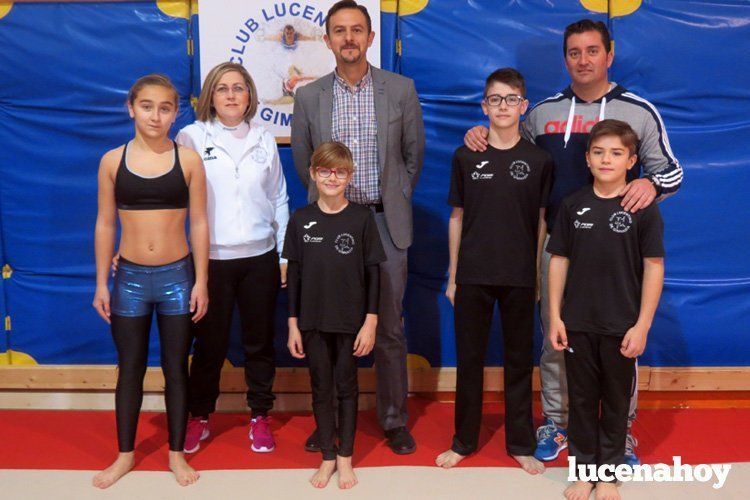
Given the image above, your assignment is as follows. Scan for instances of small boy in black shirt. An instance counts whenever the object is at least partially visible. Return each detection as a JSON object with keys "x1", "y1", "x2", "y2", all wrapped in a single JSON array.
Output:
[
  {"x1": 283, "y1": 141, "x2": 386, "y2": 490},
  {"x1": 547, "y1": 120, "x2": 664, "y2": 500},
  {"x1": 436, "y1": 68, "x2": 553, "y2": 473}
]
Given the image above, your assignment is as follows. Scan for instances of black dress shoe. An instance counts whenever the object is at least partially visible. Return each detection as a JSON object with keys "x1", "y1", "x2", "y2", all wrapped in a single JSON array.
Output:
[
  {"x1": 304, "y1": 428, "x2": 320, "y2": 452},
  {"x1": 385, "y1": 426, "x2": 416, "y2": 455}
]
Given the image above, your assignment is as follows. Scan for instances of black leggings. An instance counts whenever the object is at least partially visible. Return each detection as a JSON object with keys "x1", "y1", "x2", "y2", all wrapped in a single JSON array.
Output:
[
  {"x1": 303, "y1": 330, "x2": 358, "y2": 460},
  {"x1": 111, "y1": 313, "x2": 193, "y2": 452}
]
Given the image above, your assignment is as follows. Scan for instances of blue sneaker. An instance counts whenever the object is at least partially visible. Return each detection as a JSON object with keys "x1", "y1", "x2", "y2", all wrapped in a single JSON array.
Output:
[
  {"x1": 534, "y1": 418, "x2": 568, "y2": 461},
  {"x1": 624, "y1": 432, "x2": 640, "y2": 466}
]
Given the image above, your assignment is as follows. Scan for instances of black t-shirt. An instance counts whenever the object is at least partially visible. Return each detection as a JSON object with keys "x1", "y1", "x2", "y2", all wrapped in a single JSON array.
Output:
[
  {"x1": 282, "y1": 202, "x2": 386, "y2": 334},
  {"x1": 546, "y1": 186, "x2": 665, "y2": 336},
  {"x1": 448, "y1": 139, "x2": 553, "y2": 287}
]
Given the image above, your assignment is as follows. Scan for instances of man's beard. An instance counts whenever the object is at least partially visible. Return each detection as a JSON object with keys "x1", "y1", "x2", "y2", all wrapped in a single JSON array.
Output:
[{"x1": 339, "y1": 46, "x2": 362, "y2": 63}]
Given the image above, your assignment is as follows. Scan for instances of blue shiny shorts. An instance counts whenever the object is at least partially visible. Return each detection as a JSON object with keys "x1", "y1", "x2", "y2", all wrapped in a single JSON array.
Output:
[{"x1": 111, "y1": 255, "x2": 194, "y2": 317}]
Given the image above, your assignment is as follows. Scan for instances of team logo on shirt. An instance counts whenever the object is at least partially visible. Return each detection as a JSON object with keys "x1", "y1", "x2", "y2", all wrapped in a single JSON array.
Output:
[
  {"x1": 576, "y1": 207, "x2": 591, "y2": 215},
  {"x1": 609, "y1": 211, "x2": 633, "y2": 233},
  {"x1": 509, "y1": 160, "x2": 530, "y2": 181},
  {"x1": 304, "y1": 221, "x2": 317, "y2": 229},
  {"x1": 334, "y1": 233, "x2": 355, "y2": 255},
  {"x1": 475, "y1": 161, "x2": 489, "y2": 169},
  {"x1": 203, "y1": 147, "x2": 218, "y2": 161},
  {"x1": 574, "y1": 220, "x2": 594, "y2": 230},
  {"x1": 303, "y1": 234, "x2": 324, "y2": 243},
  {"x1": 471, "y1": 171, "x2": 494, "y2": 181},
  {"x1": 249, "y1": 144, "x2": 268, "y2": 164}
]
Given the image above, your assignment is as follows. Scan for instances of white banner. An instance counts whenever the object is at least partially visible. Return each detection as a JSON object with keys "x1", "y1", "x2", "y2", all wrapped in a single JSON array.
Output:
[{"x1": 199, "y1": 0, "x2": 381, "y2": 140}]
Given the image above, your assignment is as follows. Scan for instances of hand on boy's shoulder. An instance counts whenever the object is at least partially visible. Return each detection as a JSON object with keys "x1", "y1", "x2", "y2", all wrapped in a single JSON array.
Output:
[
  {"x1": 619, "y1": 178, "x2": 657, "y2": 213},
  {"x1": 463, "y1": 125, "x2": 489, "y2": 152}
]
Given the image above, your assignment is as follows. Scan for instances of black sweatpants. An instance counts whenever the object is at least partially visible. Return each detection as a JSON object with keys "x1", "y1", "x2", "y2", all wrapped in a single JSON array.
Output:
[
  {"x1": 452, "y1": 285, "x2": 535, "y2": 456},
  {"x1": 188, "y1": 250, "x2": 280, "y2": 417},
  {"x1": 111, "y1": 313, "x2": 193, "y2": 452},
  {"x1": 565, "y1": 331, "x2": 636, "y2": 479},
  {"x1": 303, "y1": 330, "x2": 358, "y2": 461}
]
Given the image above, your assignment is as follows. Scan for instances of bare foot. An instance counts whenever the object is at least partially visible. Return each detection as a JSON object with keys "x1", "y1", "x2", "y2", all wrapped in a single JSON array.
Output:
[
  {"x1": 336, "y1": 455, "x2": 358, "y2": 489},
  {"x1": 595, "y1": 482, "x2": 621, "y2": 500},
  {"x1": 92, "y1": 452, "x2": 135, "y2": 489},
  {"x1": 435, "y1": 449, "x2": 466, "y2": 469},
  {"x1": 310, "y1": 459, "x2": 336, "y2": 488},
  {"x1": 512, "y1": 454, "x2": 546, "y2": 475},
  {"x1": 168, "y1": 451, "x2": 199, "y2": 486},
  {"x1": 564, "y1": 481, "x2": 595, "y2": 500}
]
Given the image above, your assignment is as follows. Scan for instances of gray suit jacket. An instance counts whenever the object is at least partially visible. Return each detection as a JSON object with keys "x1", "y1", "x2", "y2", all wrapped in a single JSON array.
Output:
[{"x1": 290, "y1": 66, "x2": 425, "y2": 250}]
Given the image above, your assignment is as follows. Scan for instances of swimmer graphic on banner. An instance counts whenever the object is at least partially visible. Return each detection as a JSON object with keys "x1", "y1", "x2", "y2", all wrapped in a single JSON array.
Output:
[{"x1": 200, "y1": 0, "x2": 381, "y2": 141}]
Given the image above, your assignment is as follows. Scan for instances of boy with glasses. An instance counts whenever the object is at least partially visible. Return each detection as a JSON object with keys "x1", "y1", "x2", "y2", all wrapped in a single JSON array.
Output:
[
  {"x1": 291, "y1": 1, "x2": 425, "y2": 454},
  {"x1": 436, "y1": 69, "x2": 552, "y2": 473},
  {"x1": 284, "y1": 141, "x2": 386, "y2": 489}
]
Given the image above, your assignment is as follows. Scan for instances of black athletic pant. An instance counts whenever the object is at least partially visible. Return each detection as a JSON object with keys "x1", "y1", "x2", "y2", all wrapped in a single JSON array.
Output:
[
  {"x1": 189, "y1": 250, "x2": 280, "y2": 417},
  {"x1": 565, "y1": 331, "x2": 636, "y2": 481},
  {"x1": 303, "y1": 330, "x2": 358, "y2": 460},
  {"x1": 452, "y1": 285, "x2": 535, "y2": 456},
  {"x1": 111, "y1": 313, "x2": 193, "y2": 452}
]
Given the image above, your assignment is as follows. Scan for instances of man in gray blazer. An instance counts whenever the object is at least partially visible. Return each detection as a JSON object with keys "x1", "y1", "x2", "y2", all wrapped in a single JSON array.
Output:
[{"x1": 291, "y1": 0, "x2": 424, "y2": 454}]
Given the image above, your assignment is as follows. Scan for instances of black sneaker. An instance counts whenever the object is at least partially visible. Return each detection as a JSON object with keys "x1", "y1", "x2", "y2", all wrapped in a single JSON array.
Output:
[
  {"x1": 385, "y1": 426, "x2": 416, "y2": 455},
  {"x1": 304, "y1": 428, "x2": 320, "y2": 452}
]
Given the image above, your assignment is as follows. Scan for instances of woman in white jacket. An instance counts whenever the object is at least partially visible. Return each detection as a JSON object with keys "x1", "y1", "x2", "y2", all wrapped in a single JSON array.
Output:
[{"x1": 176, "y1": 62, "x2": 289, "y2": 454}]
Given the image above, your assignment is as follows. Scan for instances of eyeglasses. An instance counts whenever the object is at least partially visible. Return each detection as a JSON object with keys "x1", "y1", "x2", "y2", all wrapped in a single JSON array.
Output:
[
  {"x1": 484, "y1": 94, "x2": 525, "y2": 107},
  {"x1": 315, "y1": 167, "x2": 350, "y2": 179},
  {"x1": 215, "y1": 85, "x2": 248, "y2": 95}
]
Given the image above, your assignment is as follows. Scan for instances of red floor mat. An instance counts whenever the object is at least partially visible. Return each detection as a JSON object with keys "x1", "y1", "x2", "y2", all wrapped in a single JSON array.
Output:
[{"x1": 2, "y1": 399, "x2": 749, "y2": 470}]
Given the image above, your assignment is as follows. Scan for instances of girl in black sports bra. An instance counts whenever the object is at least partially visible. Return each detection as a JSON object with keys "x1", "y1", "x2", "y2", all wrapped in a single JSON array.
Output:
[
  {"x1": 92, "y1": 74, "x2": 208, "y2": 489},
  {"x1": 114, "y1": 140, "x2": 189, "y2": 211}
]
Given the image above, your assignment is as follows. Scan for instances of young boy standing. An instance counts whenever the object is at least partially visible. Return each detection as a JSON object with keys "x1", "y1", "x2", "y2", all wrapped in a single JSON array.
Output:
[
  {"x1": 547, "y1": 120, "x2": 665, "y2": 500},
  {"x1": 436, "y1": 69, "x2": 553, "y2": 473},
  {"x1": 284, "y1": 141, "x2": 386, "y2": 490}
]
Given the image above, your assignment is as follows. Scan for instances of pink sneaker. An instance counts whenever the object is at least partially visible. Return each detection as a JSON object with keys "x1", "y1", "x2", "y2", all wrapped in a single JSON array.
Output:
[
  {"x1": 184, "y1": 416, "x2": 209, "y2": 454},
  {"x1": 249, "y1": 416, "x2": 275, "y2": 453}
]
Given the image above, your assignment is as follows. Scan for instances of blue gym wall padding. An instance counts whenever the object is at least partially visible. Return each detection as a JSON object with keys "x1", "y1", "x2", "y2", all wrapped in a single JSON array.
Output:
[{"x1": 0, "y1": 1, "x2": 748, "y2": 367}]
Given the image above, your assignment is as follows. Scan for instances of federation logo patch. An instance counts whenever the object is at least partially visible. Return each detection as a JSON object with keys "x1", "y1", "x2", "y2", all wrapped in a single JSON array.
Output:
[
  {"x1": 303, "y1": 233, "x2": 323, "y2": 243},
  {"x1": 509, "y1": 160, "x2": 530, "y2": 181},
  {"x1": 609, "y1": 211, "x2": 633, "y2": 233},
  {"x1": 471, "y1": 171, "x2": 494, "y2": 181},
  {"x1": 574, "y1": 220, "x2": 594, "y2": 229},
  {"x1": 334, "y1": 233, "x2": 355, "y2": 255}
]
